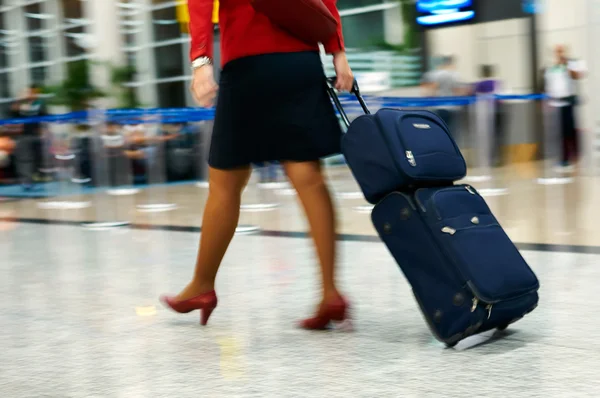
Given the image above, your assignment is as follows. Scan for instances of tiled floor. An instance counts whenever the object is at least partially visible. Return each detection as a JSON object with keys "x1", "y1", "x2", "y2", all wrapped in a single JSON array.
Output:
[{"x1": 1, "y1": 163, "x2": 599, "y2": 397}]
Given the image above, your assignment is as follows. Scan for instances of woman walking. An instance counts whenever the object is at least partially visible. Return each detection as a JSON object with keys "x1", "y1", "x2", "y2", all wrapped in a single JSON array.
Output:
[{"x1": 161, "y1": 0, "x2": 354, "y2": 330}]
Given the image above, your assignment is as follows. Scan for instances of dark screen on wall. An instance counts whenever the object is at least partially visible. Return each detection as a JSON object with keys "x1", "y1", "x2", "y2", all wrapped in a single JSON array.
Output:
[
  {"x1": 419, "y1": 0, "x2": 529, "y2": 29},
  {"x1": 477, "y1": 0, "x2": 528, "y2": 22}
]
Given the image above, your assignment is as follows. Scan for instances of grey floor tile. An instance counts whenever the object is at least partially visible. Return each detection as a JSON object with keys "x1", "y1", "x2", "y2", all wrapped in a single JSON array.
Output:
[{"x1": 0, "y1": 224, "x2": 598, "y2": 397}]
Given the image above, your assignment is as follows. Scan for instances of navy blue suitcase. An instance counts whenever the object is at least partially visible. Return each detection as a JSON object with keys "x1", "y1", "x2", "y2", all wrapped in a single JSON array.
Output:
[
  {"x1": 327, "y1": 80, "x2": 539, "y2": 346},
  {"x1": 371, "y1": 185, "x2": 539, "y2": 346}
]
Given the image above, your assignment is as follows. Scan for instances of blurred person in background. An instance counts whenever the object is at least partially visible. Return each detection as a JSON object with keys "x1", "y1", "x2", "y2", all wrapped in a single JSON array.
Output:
[
  {"x1": 162, "y1": 123, "x2": 199, "y2": 182},
  {"x1": 422, "y1": 55, "x2": 468, "y2": 138},
  {"x1": 161, "y1": 0, "x2": 354, "y2": 330},
  {"x1": 123, "y1": 125, "x2": 151, "y2": 180},
  {"x1": 10, "y1": 85, "x2": 48, "y2": 190},
  {"x1": 125, "y1": 123, "x2": 182, "y2": 183},
  {"x1": 0, "y1": 121, "x2": 25, "y2": 181},
  {"x1": 544, "y1": 44, "x2": 586, "y2": 170},
  {"x1": 101, "y1": 122, "x2": 130, "y2": 188},
  {"x1": 0, "y1": 135, "x2": 15, "y2": 169}
]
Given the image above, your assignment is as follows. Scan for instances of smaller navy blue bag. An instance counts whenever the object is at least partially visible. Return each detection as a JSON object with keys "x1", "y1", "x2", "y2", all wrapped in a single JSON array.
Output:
[{"x1": 327, "y1": 81, "x2": 466, "y2": 204}]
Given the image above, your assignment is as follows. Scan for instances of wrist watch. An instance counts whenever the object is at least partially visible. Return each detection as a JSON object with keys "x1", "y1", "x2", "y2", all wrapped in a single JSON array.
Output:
[{"x1": 191, "y1": 56, "x2": 212, "y2": 71}]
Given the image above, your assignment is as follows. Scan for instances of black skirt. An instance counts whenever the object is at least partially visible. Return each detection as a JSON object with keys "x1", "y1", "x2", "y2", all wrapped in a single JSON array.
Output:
[{"x1": 209, "y1": 51, "x2": 342, "y2": 169}]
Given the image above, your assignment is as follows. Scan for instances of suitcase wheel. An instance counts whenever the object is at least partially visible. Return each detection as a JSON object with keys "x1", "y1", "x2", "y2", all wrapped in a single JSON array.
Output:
[{"x1": 497, "y1": 323, "x2": 509, "y2": 331}]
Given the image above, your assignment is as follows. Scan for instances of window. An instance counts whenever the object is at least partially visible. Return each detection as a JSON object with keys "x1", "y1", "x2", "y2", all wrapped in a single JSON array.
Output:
[
  {"x1": 30, "y1": 66, "x2": 46, "y2": 85},
  {"x1": 0, "y1": 10, "x2": 9, "y2": 98},
  {"x1": 117, "y1": 0, "x2": 142, "y2": 92},
  {"x1": 0, "y1": 73, "x2": 8, "y2": 98},
  {"x1": 24, "y1": 2, "x2": 44, "y2": 31},
  {"x1": 62, "y1": 0, "x2": 83, "y2": 19},
  {"x1": 64, "y1": 25, "x2": 85, "y2": 57},
  {"x1": 152, "y1": 5, "x2": 180, "y2": 42},
  {"x1": 341, "y1": 12, "x2": 385, "y2": 48},
  {"x1": 28, "y1": 35, "x2": 46, "y2": 63},
  {"x1": 0, "y1": 9, "x2": 8, "y2": 69},
  {"x1": 154, "y1": 43, "x2": 184, "y2": 78},
  {"x1": 24, "y1": 2, "x2": 48, "y2": 65},
  {"x1": 338, "y1": 0, "x2": 384, "y2": 8},
  {"x1": 22, "y1": 1, "x2": 53, "y2": 88},
  {"x1": 150, "y1": 1, "x2": 187, "y2": 107},
  {"x1": 61, "y1": 0, "x2": 89, "y2": 58}
]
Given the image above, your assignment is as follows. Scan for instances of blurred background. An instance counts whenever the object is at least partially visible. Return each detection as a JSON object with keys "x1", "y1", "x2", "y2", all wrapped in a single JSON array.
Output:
[
  {"x1": 0, "y1": 0, "x2": 598, "y2": 190},
  {"x1": 3, "y1": 1, "x2": 600, "y2": 395}
]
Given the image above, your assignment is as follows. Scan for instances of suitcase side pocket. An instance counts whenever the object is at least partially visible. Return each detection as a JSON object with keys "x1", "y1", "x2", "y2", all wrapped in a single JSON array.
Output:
[
  {"x1": 440, "y1": 223, "x2": 539, "y2": 302},
  {"x1": 420, "y1": 186, "x2": 540, "y2": 304}
]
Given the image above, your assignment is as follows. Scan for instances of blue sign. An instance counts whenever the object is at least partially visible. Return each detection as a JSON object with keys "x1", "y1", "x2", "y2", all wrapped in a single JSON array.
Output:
[
  {"x1": 416, "y1": 0, "x2": 475, "y2": 26},
  {"x1": 522, "y1": 0, "x2": 543, "y2": 14}
]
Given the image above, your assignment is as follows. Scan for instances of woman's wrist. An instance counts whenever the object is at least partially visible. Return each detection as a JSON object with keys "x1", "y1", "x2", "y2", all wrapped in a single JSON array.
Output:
[{"x1": 191, "y1": 56, "x2": 213, "y2": 71}]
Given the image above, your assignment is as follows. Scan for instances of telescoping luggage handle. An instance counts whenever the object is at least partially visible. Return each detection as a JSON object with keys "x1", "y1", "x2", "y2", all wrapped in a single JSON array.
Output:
[{"x1": 326, "y1": 77, "x2": 371, "y2": 128}]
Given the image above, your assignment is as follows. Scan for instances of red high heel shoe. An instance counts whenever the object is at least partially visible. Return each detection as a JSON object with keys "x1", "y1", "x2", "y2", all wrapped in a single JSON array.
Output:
[
  {"x1": 300, "y1": 296, "x2": 352, "y2": 331},
  {"x1": 160, "y1": 290, "x2": 218, "y2": 326}
]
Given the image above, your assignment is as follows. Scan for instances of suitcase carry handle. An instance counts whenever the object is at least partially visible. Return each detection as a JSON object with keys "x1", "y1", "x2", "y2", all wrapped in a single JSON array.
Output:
[{"x1": 326, "y1": 77, "x2": 371, "y2": 128}]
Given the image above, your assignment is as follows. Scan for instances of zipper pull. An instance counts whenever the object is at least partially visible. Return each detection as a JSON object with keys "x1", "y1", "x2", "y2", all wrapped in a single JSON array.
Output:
[
  {"x1": 486, "y1": 304, "x2": 493, "y2": 320},
  {"x1": 441, "y1": 226, "x2": 456, "y2": 235},
  {"x1": 405, "y1": 151, "x2": 416, "y2": 167},
  {"x1": 465, "y1": 186, "x2": 475, "y2": 195},
  {"x1": 471, "y1": 297, "x2": 479, "y2": 312}
]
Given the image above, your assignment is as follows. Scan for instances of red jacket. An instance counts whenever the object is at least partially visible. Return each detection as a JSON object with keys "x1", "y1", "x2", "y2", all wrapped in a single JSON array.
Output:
[{"x1": 188, "y1": 0, "x2": 344, "y2": 67}]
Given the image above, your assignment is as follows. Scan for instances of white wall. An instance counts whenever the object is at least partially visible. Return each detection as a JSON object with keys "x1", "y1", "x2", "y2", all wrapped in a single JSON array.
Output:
[
  {"x1": 427, "y1": 24, "x2": 479, "y2": 83},
  {"x1": 476, "y1": 19, "x2": 531, "y2": 93},
  {"x1": 384, "y1": 5, "x2": 404, "y2": 45},
  {"x1": 427, "y1": 18, "x2": 531, "y2": 93},
  {"x1": 427, "y1": 0, "x2": 594, "y2": 96},
  {"x1": 536, "y1": 0, "x2": 588, "y2": 67},
  {"x1": 588, "y1": 0, "x2": 600, "y2": 133},
  {"x1": 426, "y1": 0, "x2": 599, "y2": 152}
]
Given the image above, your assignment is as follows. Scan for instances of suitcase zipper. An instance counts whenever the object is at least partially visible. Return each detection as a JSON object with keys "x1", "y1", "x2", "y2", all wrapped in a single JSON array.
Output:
[
  {"x1": 405, "y1": 151, "x2": 416, "y2": 167},
  {"x1": 415, "y1": 186, "x2": 469, "y2": 214},
  {"x1": 441, "y1": 226, "x2": 456, "y2": 235},
  {"x1": 471, "y1": 298, "x2": 493, "y2": 319},
  {"x1": 376, "y1": 112, "x2": 420, "y2": 169},
  {"x1": 471, "y1": 297, "x2": 479, "y2": 312},
  {"x1": 418, "y1": 185, "x2": 482, "y2": 220},
  {"x1": 442, "y1": 224, "x2": 496, "y2": 235}
]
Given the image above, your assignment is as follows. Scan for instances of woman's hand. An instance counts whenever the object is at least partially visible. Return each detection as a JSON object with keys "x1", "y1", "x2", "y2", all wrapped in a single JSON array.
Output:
[
  {"x1": 333, "y1": 52, "x2": 354, "y2": 92},
  {"x1": 190, "y1": 65, "x2": 218, "y2": 108}
]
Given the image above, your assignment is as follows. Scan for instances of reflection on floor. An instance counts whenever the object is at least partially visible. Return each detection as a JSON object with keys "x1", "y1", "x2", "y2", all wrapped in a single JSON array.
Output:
[
  {"x1": 1, "y1": 163, "x2": 599, "y2": 246},
  {"x1": 1, "y1": 223, "x2": 599, "y2": 397}
]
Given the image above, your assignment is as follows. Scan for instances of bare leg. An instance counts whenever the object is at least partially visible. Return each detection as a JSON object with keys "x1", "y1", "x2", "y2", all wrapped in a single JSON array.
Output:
[
  {"x1": 177, "y1": 166, "x2": 251, "y2": 300},
  {"x1": 282, "y1": 161, "x2": 340, "y2": 302}
]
